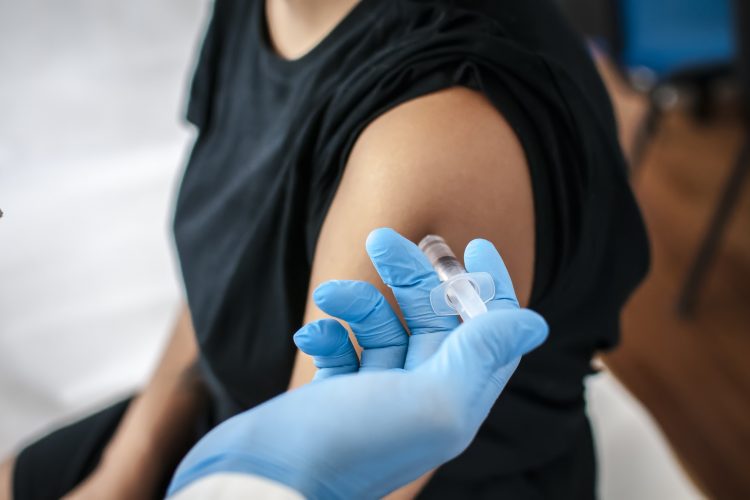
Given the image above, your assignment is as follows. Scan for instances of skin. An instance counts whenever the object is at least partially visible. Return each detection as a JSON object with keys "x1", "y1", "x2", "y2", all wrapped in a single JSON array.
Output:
[
  {"x1": 65, "y1": 308, "x2": 206, "y2": 500},
  {"x1": 287, "y1": 85, "x2": 535, "y2": 498},
  {"x1": 0, "y1": 459, "x2": 11, "y2": 500},
  {"x1": 265, "y1": 0, "x2": 361, "y2": 60},
  {"x1": 0, "y1": 307, "x2": 205, "y2": 500},
  {"x1": 0, "y1": 1, "x2": 534, "y2": 498}
]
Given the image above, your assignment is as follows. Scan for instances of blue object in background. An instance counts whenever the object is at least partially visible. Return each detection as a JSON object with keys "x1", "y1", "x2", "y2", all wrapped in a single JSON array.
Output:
[{"x1": 620, "y1": 0, "x2": 735, "y2": 77}]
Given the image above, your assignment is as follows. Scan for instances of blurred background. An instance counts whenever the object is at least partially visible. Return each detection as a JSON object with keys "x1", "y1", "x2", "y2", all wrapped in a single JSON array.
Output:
[{"x1": 0, "y1": 0, "x2": 748, "y2": 498}]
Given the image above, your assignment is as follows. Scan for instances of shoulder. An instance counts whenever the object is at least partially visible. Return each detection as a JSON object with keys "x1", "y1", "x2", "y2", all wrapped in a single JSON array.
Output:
[
  {"x1": 328, "y1": 86, "x2": 535, "y2": 303},
  {"x1": 348, "y1": 85, "x2": 528, "y2": 184}
]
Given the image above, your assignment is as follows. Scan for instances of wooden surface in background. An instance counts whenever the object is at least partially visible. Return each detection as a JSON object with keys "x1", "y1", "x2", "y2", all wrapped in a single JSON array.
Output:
[{"x1": 603, "y1": 107, "x2": 750, "y2": 499}]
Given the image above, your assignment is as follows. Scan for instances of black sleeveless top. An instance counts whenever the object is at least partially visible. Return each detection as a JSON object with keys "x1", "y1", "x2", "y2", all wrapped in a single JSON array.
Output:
[{"x1": 173, "y1": 0, "x2": 649, "y2": 492}]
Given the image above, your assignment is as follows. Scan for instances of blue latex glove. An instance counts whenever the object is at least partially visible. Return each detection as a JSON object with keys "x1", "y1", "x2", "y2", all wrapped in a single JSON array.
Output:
[
  {"x1": 167, "y1": 229, "x2": 546, "y2": 499},
  {"x1": 299, "y1": 227, "x2": 521, "y2": 374}
]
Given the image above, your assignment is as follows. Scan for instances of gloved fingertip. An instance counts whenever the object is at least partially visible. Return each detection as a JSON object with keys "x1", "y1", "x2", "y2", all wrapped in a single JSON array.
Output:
[
  {"x1": 464, "y1": 238, "x2": 498, "y2": 262},
  {"x1": 464, "y1": 238, "x2": 496, "y2": 255},
  {"x1": 464, "y1": 239, "x2": 518, "y2": 308},
  {"x1": 366, "y1": 228, "x2": 436, "y2": 287},
  {"x1": 312, "y1": 280, "x2": 341, "y2": 306},
  {"x1": 365, "y1": 227, "x2": 401, "y2": 250},
  {"x1": 293, "y1": 319, "x2": 347, "y2": 354},
  {"x1": 292, "y1": 321, "x2": 318, "y2": 349},
  {"x1": 313, "y1": 280, "x2": 382, "y2": 319},
  {"x1": 365, "y1": 228, "x2": 399, "y2": 267},
  {"x1": 516, "y1": 309, "x2": 549, "y2": 353}
]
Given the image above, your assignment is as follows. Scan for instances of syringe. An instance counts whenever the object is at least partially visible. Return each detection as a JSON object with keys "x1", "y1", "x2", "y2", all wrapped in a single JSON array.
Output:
[{"x1": 418, "y1": 235, "x2": 495, "y2": 321}]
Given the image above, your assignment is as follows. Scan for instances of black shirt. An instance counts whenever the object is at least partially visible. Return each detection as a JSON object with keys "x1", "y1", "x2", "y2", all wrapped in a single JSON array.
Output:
[{"x1": 173, "y1": 0, "x2": 649, "y2": 495}]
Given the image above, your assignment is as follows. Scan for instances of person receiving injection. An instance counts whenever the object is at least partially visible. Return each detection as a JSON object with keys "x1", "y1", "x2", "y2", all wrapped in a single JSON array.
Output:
[{"x1": 166, "y1": 228, "x2": 548, "y2": 499}]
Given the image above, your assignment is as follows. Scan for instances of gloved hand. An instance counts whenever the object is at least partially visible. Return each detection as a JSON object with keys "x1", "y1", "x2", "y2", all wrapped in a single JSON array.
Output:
[
  {"x1": 298, "y1": 227, "x2": 522, "y2": 375},
  {"x1": 167, "y1": 228, "x2": 547, "y2": 500}
]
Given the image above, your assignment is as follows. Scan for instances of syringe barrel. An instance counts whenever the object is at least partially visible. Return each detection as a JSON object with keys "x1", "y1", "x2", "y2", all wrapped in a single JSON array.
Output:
[
  {"x1": 446, "y1": 278, "x2": 488, "y2": 320},
  {"x1": 418, "y1": 235, "x2": 466, "y2": 281},
  {"x1": 420, "y1": 234, "x2": 494, "y2": 321}
]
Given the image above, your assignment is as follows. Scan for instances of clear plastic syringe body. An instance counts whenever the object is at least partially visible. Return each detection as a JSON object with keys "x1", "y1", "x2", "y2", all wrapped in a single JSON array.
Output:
[{"x1": 419, "y1": 235, "x2": 489, "y2": 321}]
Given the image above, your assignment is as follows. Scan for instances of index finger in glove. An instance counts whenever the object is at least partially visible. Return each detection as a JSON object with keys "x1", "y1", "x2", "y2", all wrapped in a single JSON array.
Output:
[{"x1": 365, "y1": 228, "x2": 459, "y2": 337}]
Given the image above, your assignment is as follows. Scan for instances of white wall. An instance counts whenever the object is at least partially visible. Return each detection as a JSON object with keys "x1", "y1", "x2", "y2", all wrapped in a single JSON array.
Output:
[{"x1": 0, "y1": 0, "x2": 206, "y2": 454}]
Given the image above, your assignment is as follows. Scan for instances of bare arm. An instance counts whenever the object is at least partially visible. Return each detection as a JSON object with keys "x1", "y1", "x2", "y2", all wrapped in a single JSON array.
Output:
[
  {"x1": 0, "y1": 458, "x2": 12, "y2": 500},
  {"x1": 288, "y1": 86, "x2": 535, "y2": 497},
  {"x1": 65, "y1": 305, "x2": 208, "y2": 499}
]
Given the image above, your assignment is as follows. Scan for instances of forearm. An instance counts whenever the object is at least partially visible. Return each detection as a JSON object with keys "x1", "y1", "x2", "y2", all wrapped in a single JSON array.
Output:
[
  {"x1": 100, "y1": 367, "x2": 206, "y2": 488},
  {"x1": 81, "y1": 306, "x2": 207, "y2": 496}
]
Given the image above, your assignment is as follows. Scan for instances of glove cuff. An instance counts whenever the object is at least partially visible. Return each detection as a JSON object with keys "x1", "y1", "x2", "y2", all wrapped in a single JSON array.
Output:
[{"x1": 167, "y1": 452, "x2": 342, "y2": 500}]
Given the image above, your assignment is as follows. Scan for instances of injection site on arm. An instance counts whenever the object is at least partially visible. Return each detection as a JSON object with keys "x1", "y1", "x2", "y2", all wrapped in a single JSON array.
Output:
[{"x1": 419, "y1": 235, "x2": 494, "y2": 321}]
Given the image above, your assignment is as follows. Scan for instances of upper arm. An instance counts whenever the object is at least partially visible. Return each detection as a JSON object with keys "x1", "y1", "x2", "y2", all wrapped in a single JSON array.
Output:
[{"x1": 288, "y1": 86, "x2": 534, "y2": 388}]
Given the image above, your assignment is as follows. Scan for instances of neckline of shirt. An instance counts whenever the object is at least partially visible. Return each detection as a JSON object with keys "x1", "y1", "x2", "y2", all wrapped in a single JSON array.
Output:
[{"x1": 255, "y1": 0, "x2": 380, "y2": 77}]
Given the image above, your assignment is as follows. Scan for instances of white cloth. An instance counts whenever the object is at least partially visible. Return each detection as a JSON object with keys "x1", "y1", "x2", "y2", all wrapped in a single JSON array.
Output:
[{"x1": 172, "y1": 473, "x2": 304, "y2": 500}]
